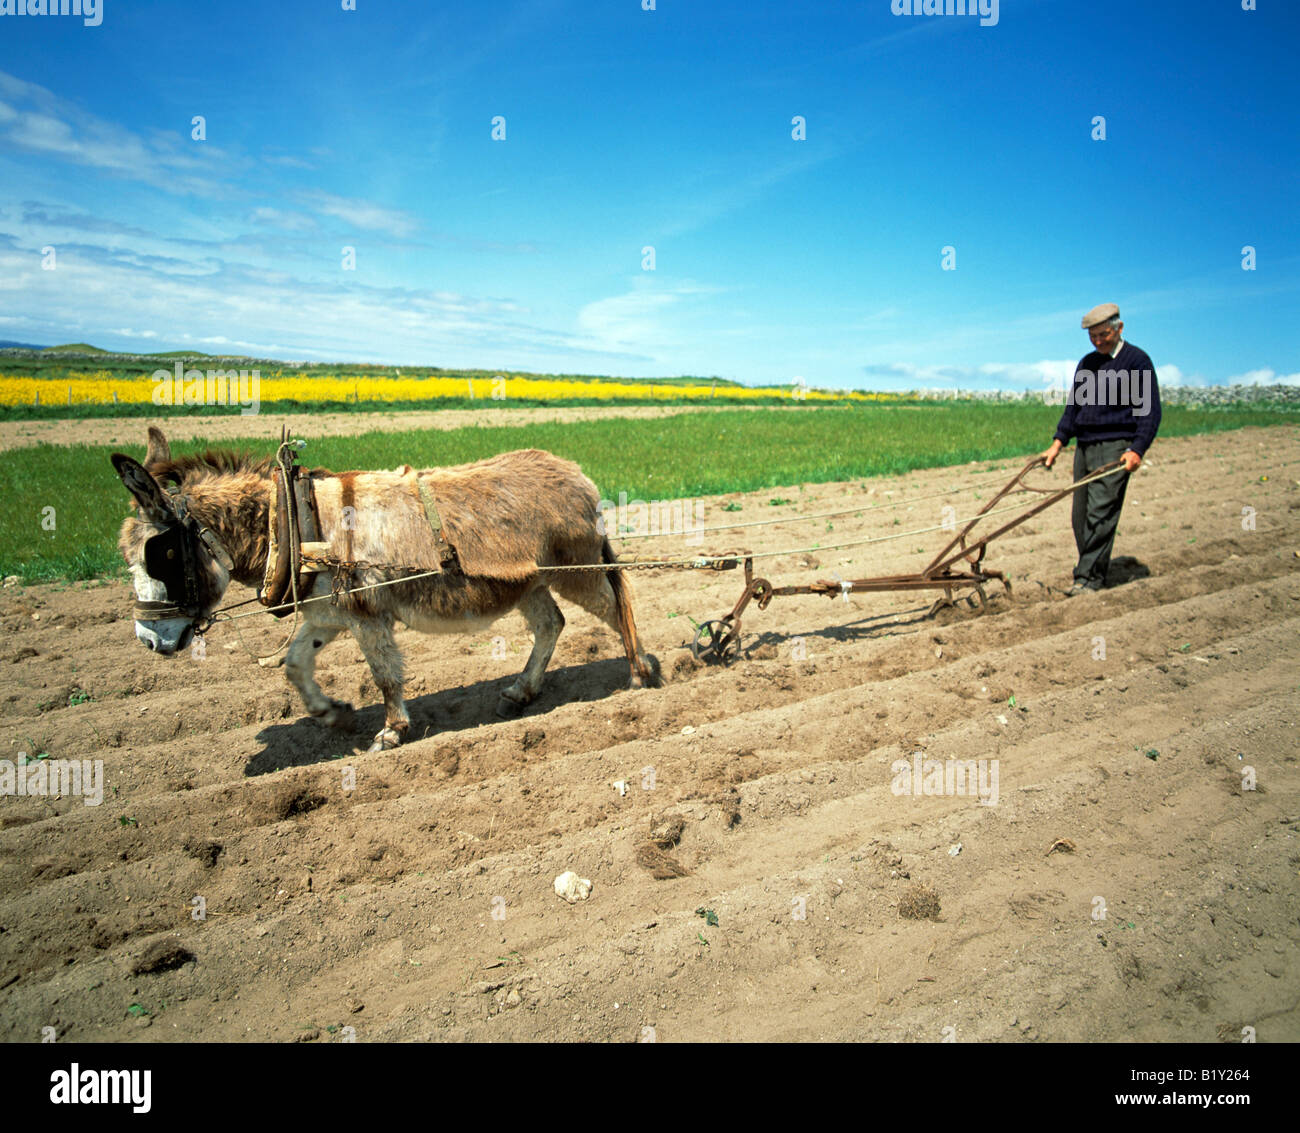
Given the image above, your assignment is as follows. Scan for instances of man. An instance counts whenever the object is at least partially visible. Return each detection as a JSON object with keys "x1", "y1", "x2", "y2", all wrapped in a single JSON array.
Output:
[{"x1": 1040, "y1": 302, "x2": 1161, "y2": 595}]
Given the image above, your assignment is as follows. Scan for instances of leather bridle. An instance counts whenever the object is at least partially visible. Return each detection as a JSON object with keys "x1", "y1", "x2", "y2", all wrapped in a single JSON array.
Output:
[{"x1": 133, "y1": 491, "x2": 234, "y2": 629}]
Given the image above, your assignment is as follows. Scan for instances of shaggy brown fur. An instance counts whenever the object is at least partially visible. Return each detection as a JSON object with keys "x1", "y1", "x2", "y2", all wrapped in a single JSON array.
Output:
[
  {"x1": 313, "y1": 452, "x2": 614, "y2": 581},
  {"x1": 147, "y1": 449, "x2": 277, "y2": 485},
  {"x1": 115, "y1": 427, "x2": 657, "y2": 753}
]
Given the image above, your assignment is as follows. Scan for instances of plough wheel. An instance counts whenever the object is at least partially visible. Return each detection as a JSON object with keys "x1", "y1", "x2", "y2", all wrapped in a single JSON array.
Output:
[{"x1": 691, "y1": 618, "x2": 742, "y2": 665}]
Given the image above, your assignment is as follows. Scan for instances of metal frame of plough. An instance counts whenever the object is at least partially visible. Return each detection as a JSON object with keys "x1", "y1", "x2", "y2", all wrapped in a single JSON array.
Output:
[{"x1": 683, "y1": 455, "x2": 1122, "y2": 665}]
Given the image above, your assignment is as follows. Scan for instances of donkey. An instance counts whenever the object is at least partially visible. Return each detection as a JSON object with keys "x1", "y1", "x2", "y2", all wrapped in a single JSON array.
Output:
[{"x1": 114, "y1": 427, "x2": 656, "y2": 751}]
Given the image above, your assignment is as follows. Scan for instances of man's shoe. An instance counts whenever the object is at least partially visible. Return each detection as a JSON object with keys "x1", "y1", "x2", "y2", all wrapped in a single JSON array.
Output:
[{"x1": 1067, "y1": 581, "x2": 1092, "y2": 596}]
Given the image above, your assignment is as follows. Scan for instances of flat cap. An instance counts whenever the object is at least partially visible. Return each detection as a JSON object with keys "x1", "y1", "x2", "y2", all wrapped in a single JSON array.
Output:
[{"x1": 1081, "y1": 302, "x2": 1120, "y2": 329}]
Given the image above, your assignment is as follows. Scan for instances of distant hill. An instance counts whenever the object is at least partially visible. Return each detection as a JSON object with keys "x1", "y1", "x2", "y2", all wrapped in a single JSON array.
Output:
[
  {"x1": 0, "y1": 343, "x2": 743, "y2": 387},
  {"x1": 0, "y1": 340, "x2": 47, "y2": 350}
]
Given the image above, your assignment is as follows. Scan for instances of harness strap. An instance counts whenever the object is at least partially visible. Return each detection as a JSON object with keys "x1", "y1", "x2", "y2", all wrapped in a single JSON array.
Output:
[
  {"x1": 259, "y1": 465, "x2": 293, "y2": 612},
  {"x1": 259, "y1": 441, "x2": 324, "y2": 618},
  {"x1": 415, "y1": 472, "x2": 457, "y2": 567},
  {"x1": 134, "y1": 598, "x2": 191, "y2": 620}
]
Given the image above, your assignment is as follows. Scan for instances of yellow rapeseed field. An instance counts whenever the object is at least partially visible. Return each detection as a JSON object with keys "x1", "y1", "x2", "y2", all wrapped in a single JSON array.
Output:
[{"x1": 0, "y1": 368, "x2": 887, "y2": 406}]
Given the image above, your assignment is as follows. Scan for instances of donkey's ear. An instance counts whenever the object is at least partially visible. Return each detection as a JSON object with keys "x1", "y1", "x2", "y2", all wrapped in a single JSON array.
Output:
[
  {"x1": 112, "y1": 453, "x2": 175, "y2": 521},
  {"x1": 145, "y1": 426, "x2": 171, "y2": 468}
]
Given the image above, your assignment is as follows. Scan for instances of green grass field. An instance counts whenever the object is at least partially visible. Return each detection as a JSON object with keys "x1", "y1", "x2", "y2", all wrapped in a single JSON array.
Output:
[{"x1": 2, "y1": 403, "x2": 1297, "y2": 581}]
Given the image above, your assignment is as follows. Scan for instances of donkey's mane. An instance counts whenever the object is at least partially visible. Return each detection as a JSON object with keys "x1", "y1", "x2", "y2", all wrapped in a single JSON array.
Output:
[{"x1": 147, "y1": 448, "x2": 275, "y2": 486}]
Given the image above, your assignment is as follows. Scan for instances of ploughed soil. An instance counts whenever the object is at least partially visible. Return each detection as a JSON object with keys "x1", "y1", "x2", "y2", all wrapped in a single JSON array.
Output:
[{"x1": 1, "y1": 425, "x2": 1297, "y2": 1043}]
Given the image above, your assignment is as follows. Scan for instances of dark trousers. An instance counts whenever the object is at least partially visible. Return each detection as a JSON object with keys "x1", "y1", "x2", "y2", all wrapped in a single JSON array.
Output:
[{"x1": 1071, "y1": 439, "x2": 1131, "y2": 587}]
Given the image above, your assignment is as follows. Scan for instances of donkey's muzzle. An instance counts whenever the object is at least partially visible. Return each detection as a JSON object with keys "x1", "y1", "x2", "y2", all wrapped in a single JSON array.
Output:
[{"x1": 135, "y1": 618, "x2": 192, "y2": 655}]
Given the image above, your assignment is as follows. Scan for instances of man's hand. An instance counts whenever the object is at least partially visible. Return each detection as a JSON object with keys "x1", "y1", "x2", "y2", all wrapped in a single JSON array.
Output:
[
  {"x1": 1120, "y1": 450, "x2": 1142, "y2": 472},
  {"x1": 1041, "y1": 440, "x2": 1064, "y2": 469}
]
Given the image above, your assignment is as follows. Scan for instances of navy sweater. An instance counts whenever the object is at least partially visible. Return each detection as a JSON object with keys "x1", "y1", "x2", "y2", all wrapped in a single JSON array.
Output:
[{"x1": 1053, "y1": 341, "x2": 1162, "y2": 456}]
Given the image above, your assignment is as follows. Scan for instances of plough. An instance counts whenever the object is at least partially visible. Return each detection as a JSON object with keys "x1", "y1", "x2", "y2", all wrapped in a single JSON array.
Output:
[{"x1": 608, "y1": 455, "x2": 1125, "y2": 665}]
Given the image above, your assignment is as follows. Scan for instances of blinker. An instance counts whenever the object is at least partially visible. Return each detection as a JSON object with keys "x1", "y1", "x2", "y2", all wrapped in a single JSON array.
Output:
[{"x1": 142, "y1": 521, "x2": 198, "y2": 612}]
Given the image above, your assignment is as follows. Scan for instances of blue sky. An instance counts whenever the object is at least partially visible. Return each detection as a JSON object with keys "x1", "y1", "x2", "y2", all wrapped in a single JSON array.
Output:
[{"x1": 0, "y1": 0, "x2": 1296, "y2": 391}]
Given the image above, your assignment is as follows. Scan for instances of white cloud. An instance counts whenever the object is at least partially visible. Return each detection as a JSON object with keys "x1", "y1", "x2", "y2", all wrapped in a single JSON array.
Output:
[
  {"x1": 299, "y1": 190, "x2": 420, "y2": 238},
  {"x1": 0, "y1": 70, "x2": 225, "y2": 193},
  {"x1": 0, "y1": 240, "x2": 627, "y2": 368},
  {"x1": 248, "y1": 207, "x2": 318, "y2": 233},
  {"x1": 577, "y1": 291, "x2": 680, "y2": 351},
  {"x1": 575, "y1": 280, "x2": 729, "y2": 358}
]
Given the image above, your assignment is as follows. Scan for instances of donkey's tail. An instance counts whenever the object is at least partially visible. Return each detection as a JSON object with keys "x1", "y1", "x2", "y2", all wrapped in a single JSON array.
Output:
[{"x1": 603, "y1": 537, "x2": 656, "y2": 688}]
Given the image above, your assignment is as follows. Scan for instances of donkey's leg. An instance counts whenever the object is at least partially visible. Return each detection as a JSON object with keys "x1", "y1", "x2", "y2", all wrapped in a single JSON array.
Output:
[
  {"x1": 553, "y1": 571, "x2": 656, "y2": 689},
  {"x1": 496, "y1": 586, "x2": 564, "y2": 718},
  {"x1": 350, "y1": 615, "x2": 410, "y2": 752},
  {"x1": 285, "y1": 623, "x2": 353, "y2": 729}
]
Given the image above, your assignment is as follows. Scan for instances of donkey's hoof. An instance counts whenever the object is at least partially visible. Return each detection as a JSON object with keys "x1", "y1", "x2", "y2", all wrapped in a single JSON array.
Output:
[
  {"x1": 367, "y1": 726, "x2": 405, "y2": 752},
  {"x1": 322, "y1": 701, "x2": 355, "y2": 730},
  {"x1": 628, "y1": 655, "x2": 662, "y2": 690},
  {"x1": 495, "y1": 693, "x2": 524, "y2": 719}
]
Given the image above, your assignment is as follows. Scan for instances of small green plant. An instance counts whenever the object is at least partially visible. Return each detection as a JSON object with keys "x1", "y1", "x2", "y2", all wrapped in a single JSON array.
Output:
[
  {"x1": 722, "y1": 502, "x2": 742, "y2": 512},
  {"x1": 126, "y1": 1003, "x2": 149, "y2": 1018},
  {"x1": 68, "y1": 689, "x2": 94, "y2": 706},
  {"x1": 20, "y1": 736, "x2": 50, "y2": 761},
  {"x1": 768, "y1": 497, "x2": 793, "y2": 507},
  {"x1": 119, "y1": 815, "x2": 138, "y2": 827},
  {"x1": 695, "y1": 907, "x2": 719, "y2": 927}
]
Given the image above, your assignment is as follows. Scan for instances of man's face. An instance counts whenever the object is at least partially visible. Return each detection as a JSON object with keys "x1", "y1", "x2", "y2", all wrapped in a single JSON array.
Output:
[{"x1": 1088, "y1": 319, "x2": 1123, "y2": 353}]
